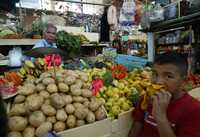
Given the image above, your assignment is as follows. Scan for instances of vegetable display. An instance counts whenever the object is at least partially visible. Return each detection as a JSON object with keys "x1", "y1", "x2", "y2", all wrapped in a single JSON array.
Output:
[
  {"x1": 8, "y1": 69, "x2": 107, "y2": 136},
  {"x1": 56, "y1": 31, "x2": 81, "y2": 57}
]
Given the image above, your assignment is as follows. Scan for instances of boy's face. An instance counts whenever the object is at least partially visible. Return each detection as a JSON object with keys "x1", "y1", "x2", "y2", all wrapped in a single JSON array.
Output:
[{"x1": 152, "y1": 63, "x2": 185, "y2": 94}]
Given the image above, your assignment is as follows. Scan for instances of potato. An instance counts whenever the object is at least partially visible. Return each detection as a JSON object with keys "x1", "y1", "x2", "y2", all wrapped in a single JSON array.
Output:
[
  {"x1": 40, "y1": 72, "x2": 51, "y2": 79},
  {"x1": 25, "y1": 94, "x2": 44, "y2": 111},
  {"x1": 64, "y1": 76, "x2": 76, "y2": 85},
  {"x1": 86, "y1": 111, "x2": 95, "y2": 123},
  {"x1": 58, "y1": 83, "x2": 69, "y2": 93},
  {"x1": 47, "y1": 84, "x2": 58, "y2": 93},
  {"x1": 22, "y1": 127, "x2": 35, "y2": 137},
  {"x1": 50, "y1": 93, "x2": 65, "y2": 109},
  {"x1": 44, "y1": 99, "x2": 51, "y2": 105},
  {"x1": 71, "y1": 86, "x2": 82, "y2": 96},
  {"x1": 83, "y1": 101, "x2": 90, "y2": 108},
  {"x1": 62, "y1": 95, "x2": 73, "y2": 104},
  {"x1": 54, "y1": 121, "x2": 66, "y2": 132},
  {"x1": 74, "y1": 108, "x2": 88, "y2": 120},
  {"x1": 95, "y1": 107, "x2": 107, "y2": 121},
  {"x1": 36, "y1": 84, "x2": 45, "y2": 92},
  {"x1": 83, "y1": 98, "x2": 89, "y2": 102},
  {"x1": 66, "y1": 70, "x2": 79, "y2": 78},
  {"x1": 75, "y1": 79, "x2": 83, "y2": 88},
  {"x1": 89, "y1": 101, "x2": 100, "y2": 112},
  {"x1": 66, "y1": 115, "x2": 76, "y2": 128},
  {"x1": 14, "y1": 95, "x2": 25, "y2": 103},
  {"x1": 56, "y1": 109, "x2": 68, "y2": 121},
  {"x1": 81, "y1": 89, "x2": 92, "y2": 98},
  {"x1": 39, "y1": 91, "x2": 50, "y2": 99},
  {"x1": 82, "y1": 82, "x2": 91, "y2": 89},
  {"x1": 10, "y1": 103, "x2": 26, "y2": 116},
  {"x1": 65, "y1": 104, "x2": 75, "y2": 114},
  {"x1": 8, "y1": 131, "x2": 22, "y2": 137},
  {"x1": 18, "y1": 84, "x2": 35, "y2": 96},
  {"x1": 35, "y1": 122, "x2": 52, "y2": 137},
  {"x1": 35, "y1": 78, "x2": 43, "y2": 84},
  {"x1": 76, "y1": 120, "x2": 85, "y2": 127},
  {"x1": 73, "y1": 103, "x2": 84, "y2": 109},
  {"x1": 47, "y1": 116, "x2": 56, "y2": 124},
  {"x1": 42, "y1": 78, "x2": 55, "y2": 85},
  {"x1": 80, "y1": 75, "x2": 88, "y2": 82},
  {"x1": 41, "y1": 104, "x2": 56, "y2": 116},
  {"x1": 29, "y1": 111, "x2": 46, "y2": 127},
  {"x1": 72, "y1": 96, "x2": 84, "y2": 103},
  {"x1": 9, "y1": 116, "x2": 28, "y2": 131}
]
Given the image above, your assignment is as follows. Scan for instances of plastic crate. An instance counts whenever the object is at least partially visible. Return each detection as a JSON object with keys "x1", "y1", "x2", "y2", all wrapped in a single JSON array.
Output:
[{"x1": 115, "y1": 54, "x2": 147, "y2": 71}]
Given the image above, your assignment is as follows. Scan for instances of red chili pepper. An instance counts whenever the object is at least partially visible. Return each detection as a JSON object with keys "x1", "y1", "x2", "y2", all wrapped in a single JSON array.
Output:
[{"x1": 111, "y1": 65, "x2": 127, "y2": 80}]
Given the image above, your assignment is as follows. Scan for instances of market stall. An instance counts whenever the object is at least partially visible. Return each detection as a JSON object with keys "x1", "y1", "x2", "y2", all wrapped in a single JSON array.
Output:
[{"x1": 1, "y1": 0, "x2": 200, "y2": 137}]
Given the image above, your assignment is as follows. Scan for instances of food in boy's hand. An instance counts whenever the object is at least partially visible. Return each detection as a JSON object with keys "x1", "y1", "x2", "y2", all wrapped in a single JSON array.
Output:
[{"x1": 141, "y1": 84, "x2": 165, "y2": 110}]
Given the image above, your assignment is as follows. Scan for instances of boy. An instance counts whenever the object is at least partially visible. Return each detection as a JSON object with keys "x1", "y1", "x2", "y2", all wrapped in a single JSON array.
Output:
[{"x1": 128, "y1": 52, "x2": 200, "y2": 137}]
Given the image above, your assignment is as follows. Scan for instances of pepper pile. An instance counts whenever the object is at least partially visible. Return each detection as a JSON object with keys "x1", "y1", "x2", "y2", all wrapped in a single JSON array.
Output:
[{"x1": 111, "y1": 64, "x2": 128, "y2": 80}]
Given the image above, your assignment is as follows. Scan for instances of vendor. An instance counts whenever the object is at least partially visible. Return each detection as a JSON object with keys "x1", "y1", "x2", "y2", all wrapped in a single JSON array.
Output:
[{"x1": 33, "y1": 23, "x2": 57, "y2": 49}]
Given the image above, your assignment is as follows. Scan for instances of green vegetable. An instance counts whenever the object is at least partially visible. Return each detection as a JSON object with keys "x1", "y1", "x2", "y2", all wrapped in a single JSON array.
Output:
[{"x1": 56, "y1": 31, "x2": 81, "y2": 57}]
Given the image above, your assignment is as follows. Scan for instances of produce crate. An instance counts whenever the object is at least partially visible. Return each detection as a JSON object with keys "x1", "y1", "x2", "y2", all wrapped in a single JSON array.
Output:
[
  {"x1": 58, "y1": 118, "x2": 112, "y2": 137},
  {"x1": 115, "y1": 54, "x2": 147, "y2": 71},
  {"x1": 110, "y1": 108, "x2": 134, "y2": 137}
]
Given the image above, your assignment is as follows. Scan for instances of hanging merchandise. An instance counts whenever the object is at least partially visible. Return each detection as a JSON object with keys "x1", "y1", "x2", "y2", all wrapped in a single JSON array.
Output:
[
  {"x1": 135, "y1": 0, "x2": 142, "y2": 25},
  {"x1": 164, "y1": 2, "x2": 178, "y2": 20},
  {"x1": 141, "y1": 4, "x2": 153, "y2": 29},
  {"x1": 119, "y1": 0, "x2": 136, "y2": 31},
  {"x1": 149, "y1": 3, "x2": 164, "y2": 23}
]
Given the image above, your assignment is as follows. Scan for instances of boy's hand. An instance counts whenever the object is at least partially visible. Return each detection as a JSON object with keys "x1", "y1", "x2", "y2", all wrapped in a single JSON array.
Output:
[{"x1": 152, "y1": 91, "x2": 172, "y2": 122}]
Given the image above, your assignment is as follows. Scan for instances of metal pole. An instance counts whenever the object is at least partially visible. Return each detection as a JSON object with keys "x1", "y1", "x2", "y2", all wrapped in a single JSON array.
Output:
[{"x1": 147, "y1": 32, "x2": 155, "y2": 62}]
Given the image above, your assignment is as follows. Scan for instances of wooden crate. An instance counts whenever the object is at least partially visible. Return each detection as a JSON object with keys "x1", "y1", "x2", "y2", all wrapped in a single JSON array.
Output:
[{"x1": 58, "y1": 118, "x2": 112, "y2": 137}]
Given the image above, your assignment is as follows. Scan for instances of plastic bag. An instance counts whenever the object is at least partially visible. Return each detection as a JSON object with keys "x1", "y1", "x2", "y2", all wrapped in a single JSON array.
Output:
[
  {"x1": 149, "y1": 3, "x2": 164, "y2": 22},
  {"x1": 141, "y1": 4, "x2": 152, "y2": 29},
  {"x1": 9, "y1": 47, "x2": 22, "y2": 67},
  {"x1": 119, "y1": 0, "x2": 136, "y2": 31}
]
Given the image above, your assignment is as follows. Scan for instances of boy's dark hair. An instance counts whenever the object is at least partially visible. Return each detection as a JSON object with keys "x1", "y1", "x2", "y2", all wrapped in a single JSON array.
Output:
[{"x1": 154, "y1": 52, "x2": 188, "y2": 77}]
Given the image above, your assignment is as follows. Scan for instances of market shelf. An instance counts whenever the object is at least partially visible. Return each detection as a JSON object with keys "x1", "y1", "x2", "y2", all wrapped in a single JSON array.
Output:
[
  {"x1": 157, "y1": 43, "x2": 190, "y2": 47},
  {"x1": 141, "y1": 11, "x2": 200, "y2": 32},
  {"x1": 0, "y1": 39, "x2": 40, "y2": 46},
  {"x1": 0, "y1": 39, "x2": 109, "y2": 47},
  {"x1": 81, "y1": 43, "x2": 109, "y2": 47}
]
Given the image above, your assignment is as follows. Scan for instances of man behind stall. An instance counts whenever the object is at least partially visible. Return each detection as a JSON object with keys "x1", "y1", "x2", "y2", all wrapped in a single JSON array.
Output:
[
  {"x1": 128, "y1": 52, "x2": 200, "y2": 137},
  {"x1": 33, "y1": 23, "x2": 57, "y2": 49}
]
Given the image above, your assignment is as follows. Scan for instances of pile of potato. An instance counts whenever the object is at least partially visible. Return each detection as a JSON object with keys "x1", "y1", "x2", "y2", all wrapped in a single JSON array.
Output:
[{"x1": 8, "y1": 69, "x2": 107, "y2": 137}]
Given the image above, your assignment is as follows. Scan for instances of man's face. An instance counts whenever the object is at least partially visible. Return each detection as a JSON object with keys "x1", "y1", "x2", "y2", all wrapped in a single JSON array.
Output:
[
  {"x1": 152, "y1": 64, "x2": 185, "y2": 94},
  {"x1": 44, "y1": 27, "x2": 57, "y2": 44}
]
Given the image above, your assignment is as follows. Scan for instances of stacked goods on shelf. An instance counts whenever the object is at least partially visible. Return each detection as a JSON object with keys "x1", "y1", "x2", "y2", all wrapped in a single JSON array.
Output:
[
  {"x1": 0, "y1": 25, "x2": 19, "y2": 39},
  {"x1": 8, "y1": 69, "x2": 107, "y2": 137}
]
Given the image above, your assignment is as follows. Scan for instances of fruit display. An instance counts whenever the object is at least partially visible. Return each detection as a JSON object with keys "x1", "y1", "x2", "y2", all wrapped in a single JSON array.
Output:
[
  {"x1": 18, "y1": 58, "x2": 47, "y2": 79},
  {"x1": 8, "y1": 69, "x2": 107, "y2": 137},
  {"x1": 84, "y1": 66, "x2": 154, "y2": 119}
]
